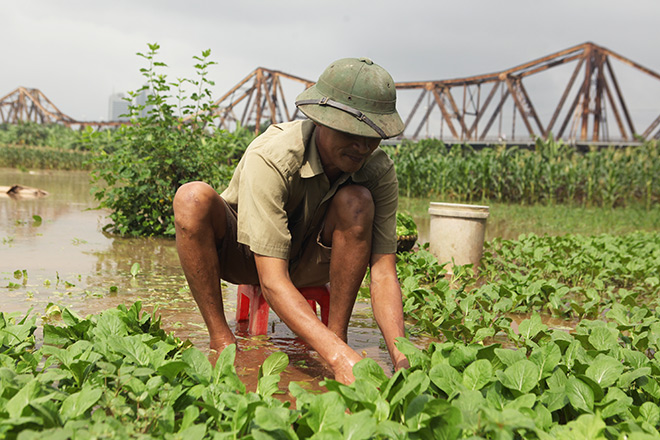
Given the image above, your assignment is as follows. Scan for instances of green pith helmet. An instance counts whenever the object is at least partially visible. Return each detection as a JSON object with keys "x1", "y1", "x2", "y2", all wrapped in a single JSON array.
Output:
[{"x1": 295, "y1": 57, "x2": 404, "y2": 139}]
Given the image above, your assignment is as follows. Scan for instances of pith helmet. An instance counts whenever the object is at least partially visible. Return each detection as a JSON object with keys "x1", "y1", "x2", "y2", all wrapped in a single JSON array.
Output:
[{"x1": 295, "y1": 57, "x2": 404, "y2": 139}]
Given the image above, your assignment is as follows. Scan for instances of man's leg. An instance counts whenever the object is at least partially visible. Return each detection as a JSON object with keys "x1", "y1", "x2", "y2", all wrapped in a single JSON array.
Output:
[
  {"x1": 321, "y1": 185, "x2": 374, "y2": 342},
  {"x1": 173, "y1": 182, "x2": 235, "y2": 351}
]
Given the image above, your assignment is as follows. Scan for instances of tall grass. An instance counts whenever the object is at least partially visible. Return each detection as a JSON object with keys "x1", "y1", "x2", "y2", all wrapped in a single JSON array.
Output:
[
  {"x1": 0, "y1": 122, "x2": 86, "y2": 150},
  {"x1": 0, "y1": 144, "x2": 92, "y2": 170},
  {"x1": 384, "y1": 137, "x2": 659, "y2": 208}
]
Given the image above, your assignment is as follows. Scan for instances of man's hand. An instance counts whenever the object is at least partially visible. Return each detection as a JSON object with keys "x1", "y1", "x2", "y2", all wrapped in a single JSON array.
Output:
[{"x1": 254, "y1": 254, "x2": 363, "y2": 385}]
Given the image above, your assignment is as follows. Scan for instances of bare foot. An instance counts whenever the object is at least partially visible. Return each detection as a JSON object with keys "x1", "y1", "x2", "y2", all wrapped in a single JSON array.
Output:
[
  {"x1": 208, "y1": 336, "x2": 238, "y2": 365},
  {"x1": 393, "y1": 356, "x2": 410, "y2": 371},
  {"x1": 210, "y1": 335, "x2": 237, "y2": 352}
]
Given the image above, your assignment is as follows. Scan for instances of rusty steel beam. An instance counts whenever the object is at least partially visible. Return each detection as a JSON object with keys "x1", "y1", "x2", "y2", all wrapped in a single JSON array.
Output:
[
  {"x1": 505, "y1": 77, "x2": 535, "y2": 137},
  {"x1": 205, "y1": 67, "x2": 313, "y2": 133},
  {"x1": 467, "y1": 82, "x2": 499, "y2": 139},
  {"x1": 480, "y1": 82, "x2": 509, "y2": 141},
  {"x1": 602, "y1": 70, "x2": 628, "y2": 140},
  {"x1": 546, "y1": 57, "x2": 584, "y2": 136},
  {"x1": 604, "y1": 58, "x2": 636, "y2": 137},
  {"x1": 642, "y1": 113, "x2": 660, "y2": 139}
]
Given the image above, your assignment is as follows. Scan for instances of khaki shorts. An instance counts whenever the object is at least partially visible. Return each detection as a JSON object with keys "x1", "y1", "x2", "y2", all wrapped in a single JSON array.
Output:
[{"x1": 217, "y1": 199, "x2": 332, "y2": 287}]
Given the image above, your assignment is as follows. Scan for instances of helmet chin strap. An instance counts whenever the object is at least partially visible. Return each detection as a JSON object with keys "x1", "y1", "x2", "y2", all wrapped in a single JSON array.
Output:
[{"x1": 296, "y1": 97, "x2": 387, "y2": 139}]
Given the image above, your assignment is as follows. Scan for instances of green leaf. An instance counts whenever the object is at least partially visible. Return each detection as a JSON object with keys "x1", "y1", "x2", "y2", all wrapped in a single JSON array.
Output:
[
  {"x1": 390, "y1": 370, "x2": 429, "y2": 407},
  {"x1": 600, "y1": 387, "x2": 632, "y2": 419},
  {"x1": 497, "y1": 359, "x2": 540, "y2": 393},
  {"x1": 403, "y1": 394, "x2": 432, "y2": 431},
  {"x1": 532, "y1": 403, "x2": 553, "y2": 430},
  {"x1": 588, "y1": 326, "x2": 618, "y2": 351},
  {"x1": 180, "y1": 406, "x2": 200, "y2": 431},
  {"x1": 60, "y1": 386, "x2": 103, "y2": 420},
  {"x1": 6, "y1": 379, "x2": 41, "y2": 418},
  {"x1": 505, "y1": 393, "x2": 536, "y2": 411},
  {"x1": 447, "y1": 345, "x2": 478, "y2": 369},
  {"x1": 343, "y1": 410, "x2": 377, "y2": 440},
  {"x1": 494, "y1": 348, "x2": 526, "y2": 367},
  {"x1": 518, "y1": 313, "x2": 548, "y2": 340},
  {"x1": 60, "y1": 308, "x2": 82, "y2": 327},
  {"x1": 305, "y1": 392, "x2": 346, "y2": 433},
  {"x1": 259, "y1": 351, "x2": 288, "y2": 377},
  {"x1": 352, "y1": 358, "x2": 388, "y2": 389},
  {"x1": 555, "y1": 413, "x2": 606, "y2": 439},
  {"x1": 256, "y1": 352, "x2": 288, "y2": 397},
  {"x1": 157, "y1": 360, "x2": 189, "y2": 380},
  {"x1": 182, "y1": 347, "x2": 212, "y2": 384},
  {"x1": 529, "y1": 343, "x2": 561, "y2": 380},
  {"x1": 566, "y1": 377, "x2": 594, "y2": 413},
  {"x1": 452, "y1": 389, "x2": 485, "y2": 429},
  {"x1": 130, "y1": 262, "x2": 141, "y2": 277},
  {"x1": 92, "y1": 312, "x2": 129, "y2": 340},
  {"x1": 617, "y1": 367, "x2": 652, "y2": 388},
  {"x1": 429, "y1": 364, "x2": 464, "y2": 398},
  {"x1": 585, "y1": 355, "x2": 624, "y2": 388},
  {"x1": 256, "y1": 374, "x2": 282, "y2": 398},
  {"x1": 462, "y1": 359, "x2": 492, "y2": 391},
  {"x1": 178, "y1": 424, "x2": 206, "y2": 440},
  {"x1": 108, "y1": 335, "x2": 152, "y2": 367},
  {"x1": 394, "y1": 337, "x2": 428, "y2": 369},
  {"x1": 638, "y1": 401, "x2": 660, "y2": 426},
  {"x1": 254, "y1": 406, "x2": 293, "y2": 431},
  {"x1": 540, "y1": 389, "x2": 568, "y2": 412},
  {"x1": 212, "y1": 344, "x2": 245, "y2": 392},
  {"x1": 28, "y1": 402, "x2": 62, "y2": 429}
]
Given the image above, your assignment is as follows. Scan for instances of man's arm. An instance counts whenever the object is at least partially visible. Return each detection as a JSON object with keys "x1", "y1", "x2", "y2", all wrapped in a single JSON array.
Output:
[
  {"x1": 254, "y1": 254, "x2": 364, "y2": 384},
  {"x1": 370, "y1": 253, "x2": 410, "y2": 371}
]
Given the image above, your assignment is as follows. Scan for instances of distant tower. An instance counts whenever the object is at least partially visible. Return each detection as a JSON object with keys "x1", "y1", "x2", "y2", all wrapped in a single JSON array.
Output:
[{"x1": 108, "y1": 93, "x2": 130, "y2": 121}]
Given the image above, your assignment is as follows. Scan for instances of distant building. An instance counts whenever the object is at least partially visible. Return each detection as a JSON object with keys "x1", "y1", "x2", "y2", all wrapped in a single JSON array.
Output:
[
  {"x1": 135, "y1": 86, "x2": 154, "y2": 118},
  {"x1": 108, "y1": 93, "x2": 130, "y2": 121}
]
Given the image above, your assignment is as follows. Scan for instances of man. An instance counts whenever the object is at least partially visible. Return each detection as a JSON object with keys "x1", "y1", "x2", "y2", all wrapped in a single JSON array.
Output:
[{"x1": 173, "y1": 57, "x2": 409, "y2": 384}]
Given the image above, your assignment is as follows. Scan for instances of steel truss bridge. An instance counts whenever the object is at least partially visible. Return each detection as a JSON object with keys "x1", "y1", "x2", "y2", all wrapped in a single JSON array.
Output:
[
  {"x1": 2, "y1": 42, "x2": 659, "y2": 144},
  {"x1": 0, "y1": 87, "x2": 120, "y2": 130}
]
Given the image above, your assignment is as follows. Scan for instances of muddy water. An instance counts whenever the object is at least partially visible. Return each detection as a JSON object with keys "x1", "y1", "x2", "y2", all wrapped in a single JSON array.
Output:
[{"x1": 0, "y1": 168, "x2": 427, "y2": 394}]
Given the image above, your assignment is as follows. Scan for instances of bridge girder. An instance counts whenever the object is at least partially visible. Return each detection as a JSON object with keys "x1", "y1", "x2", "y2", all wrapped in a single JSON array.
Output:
[
  {"x1": 0, "y1": 87, "x2": 119, "y2": 130},
  {"x1": 3, "y1": 42, "x2": 659, "y2": 142},
  {"x1": 208, "y1": 42, "x2": 660, "y2": 143}
]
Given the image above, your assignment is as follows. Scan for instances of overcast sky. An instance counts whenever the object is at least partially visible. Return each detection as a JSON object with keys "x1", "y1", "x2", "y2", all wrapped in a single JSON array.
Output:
[{"x1": 3, "y1": 0, "x2": 660, "y2": 128}]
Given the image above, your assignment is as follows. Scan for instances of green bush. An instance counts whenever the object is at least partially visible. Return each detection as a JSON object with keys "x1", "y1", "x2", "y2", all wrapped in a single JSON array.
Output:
[{"x1": 87, "y1": 43, "x2": 254, "y2": 237}]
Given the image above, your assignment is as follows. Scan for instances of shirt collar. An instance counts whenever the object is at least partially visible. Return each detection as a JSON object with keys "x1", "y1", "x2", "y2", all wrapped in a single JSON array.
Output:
[
  {"x1": 300, "y1": 126, "x2": 326, "y2": 178},
  {"x1": 300, "y1": 125, "x2": 361, "y2": 187}
]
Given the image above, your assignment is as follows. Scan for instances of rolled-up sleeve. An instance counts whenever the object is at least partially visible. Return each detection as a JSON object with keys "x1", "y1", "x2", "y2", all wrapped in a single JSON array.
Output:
[
  {"x1": 354, "y1": 149, "x2": 398, "y2": 255},
  {"x1": 236, "y1": 152, "x2": 292, "y2": 259},
  {"x1": 369, "y1": 164, "x2": 398, "y2": 255}
]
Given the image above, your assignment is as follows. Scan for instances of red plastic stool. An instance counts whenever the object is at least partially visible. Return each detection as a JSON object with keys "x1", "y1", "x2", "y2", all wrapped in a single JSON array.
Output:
[{"x1": 236, "y1": 284, "x2": 330, "y2": 335}]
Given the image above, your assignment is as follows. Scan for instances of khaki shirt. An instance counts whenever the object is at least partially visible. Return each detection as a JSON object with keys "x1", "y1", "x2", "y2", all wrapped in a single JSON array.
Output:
[{"x1": 221, "y1": 119, "x2": 398, "y2": 261}]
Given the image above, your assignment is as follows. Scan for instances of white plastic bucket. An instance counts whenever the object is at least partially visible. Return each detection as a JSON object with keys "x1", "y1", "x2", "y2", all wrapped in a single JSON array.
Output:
[{"x1": 428, "y1": 202, "x2": 490, "y2": 273}]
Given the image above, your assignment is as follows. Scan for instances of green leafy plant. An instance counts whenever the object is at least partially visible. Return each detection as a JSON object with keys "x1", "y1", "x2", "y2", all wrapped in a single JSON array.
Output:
[
  {"x1": 396, "y1": 212, "x2": 418, "y2": 238},
  {"x1": 87, "y1": 43, "x2": 254, "y2": 236},
  {"x1": 4, "y1": 295, "x2": 660, "y2": 438}
]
